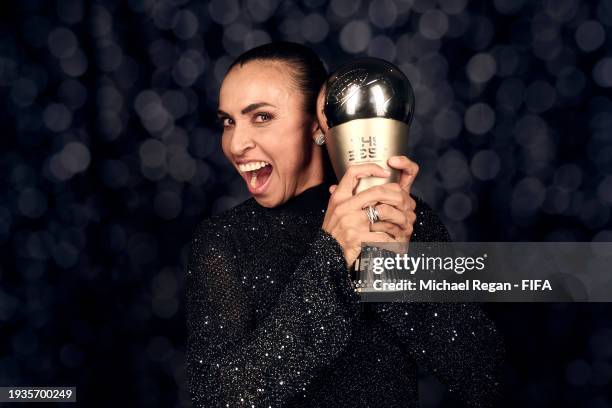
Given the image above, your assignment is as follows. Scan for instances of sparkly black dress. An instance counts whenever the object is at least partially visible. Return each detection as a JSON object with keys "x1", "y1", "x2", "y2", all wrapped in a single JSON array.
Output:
[{"x1": 186, "y1": 181, "x2": 504, "y2": 407}]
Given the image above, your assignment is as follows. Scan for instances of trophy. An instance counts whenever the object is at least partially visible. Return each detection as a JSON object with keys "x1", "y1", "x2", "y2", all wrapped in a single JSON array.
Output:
[
  {"x1": 317, "y1": 58, "x2": 416, "y2": 294},
  {"x1": 317, "y1": 57, "x2": 415, "y2": 194}
]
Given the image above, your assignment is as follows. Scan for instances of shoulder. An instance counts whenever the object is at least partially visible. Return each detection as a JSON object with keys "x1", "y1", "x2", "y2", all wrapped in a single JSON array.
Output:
[
  {"x1": 188, "y1": 200, "x2": 255, "y2": 275},
  {"x1": 190, "y1": 198, "x2": 258, "y2": 245},
  {"x1": 410, "y1": 194, "x2": 452, "y2": 243}
]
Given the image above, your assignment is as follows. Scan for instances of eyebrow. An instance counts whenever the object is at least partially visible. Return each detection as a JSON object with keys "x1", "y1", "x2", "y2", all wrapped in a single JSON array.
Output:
[{"x1": 217, "y1": 102, "x2": 276, "y2": 118}]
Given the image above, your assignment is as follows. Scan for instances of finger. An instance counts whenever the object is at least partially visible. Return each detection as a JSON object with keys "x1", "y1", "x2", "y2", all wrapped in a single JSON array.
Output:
[
  {"x1": 370, "y1": 221, "x2": 405, "y2": 240},
  {"x1": 388, "y1": 156, "x2": 419, "y2": 194},
  {"x1": 407, "y1": 196, "x2": 416, "y2": 212},
  {"x1": 347, "y1": 183, "x2": 404, "y2": 210},
  {"x1": 407, "y1": 209, "x2": 416, "y2": 225},
  {"x1": 334, "y1": 164, "x2": 391, "y2": 201},
  {"x1": 361, "y1": 231, "x2": 396, "y2": 244},
  {"x1": 359, "y1": 207, "x2": 373, "y2": 226},
  {"x1": 371, "y1": 204, "x2": 409, "y2": 229}
]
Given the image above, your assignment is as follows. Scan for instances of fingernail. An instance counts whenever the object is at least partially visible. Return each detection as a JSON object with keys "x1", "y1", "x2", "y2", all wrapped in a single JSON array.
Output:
[
  {"x1": 383, "y1": 169, "x2": 391, "y2": 176},
  {"x1": 389, "y1": 156, "x2": 401, "y2": 165}
]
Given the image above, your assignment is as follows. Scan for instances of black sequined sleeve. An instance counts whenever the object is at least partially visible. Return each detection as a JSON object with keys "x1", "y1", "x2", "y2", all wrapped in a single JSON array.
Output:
[
  {"x1": 186, "y1": 218, "x2": 361, "y2": 407},
  {"x1": 372, "y1": 197, "x2": 505, "y2": 407}
]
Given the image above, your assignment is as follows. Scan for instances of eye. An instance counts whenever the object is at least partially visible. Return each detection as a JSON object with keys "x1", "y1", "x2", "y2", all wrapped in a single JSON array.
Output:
[
  {"x1": 254, "y1": 112, "x2": 273, "y2": 123},
  {"x1": 219, "y1": 117, "x2": 234, "y2": 128}
]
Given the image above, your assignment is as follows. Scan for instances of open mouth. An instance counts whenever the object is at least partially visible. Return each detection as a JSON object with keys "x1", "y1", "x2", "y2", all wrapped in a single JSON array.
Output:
[{"x1": 238, "y1": 161, "x2": 273, "y2": 194}]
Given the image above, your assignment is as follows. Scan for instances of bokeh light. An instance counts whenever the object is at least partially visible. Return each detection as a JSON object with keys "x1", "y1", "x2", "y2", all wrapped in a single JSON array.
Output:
[{"x1": 2, "y1": 0, "x2": 611, "y2": 406}]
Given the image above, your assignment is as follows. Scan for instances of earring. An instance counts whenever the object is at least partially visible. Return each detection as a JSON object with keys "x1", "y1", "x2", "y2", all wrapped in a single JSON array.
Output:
[{"x1": 314, "y1": 132, "x2": 325, "y2": 146}]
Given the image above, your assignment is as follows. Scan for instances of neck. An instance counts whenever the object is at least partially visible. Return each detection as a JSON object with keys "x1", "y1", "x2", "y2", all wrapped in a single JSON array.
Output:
[
  {"x1": 294, "y1": 145, "x2": 325, "y2": 197},
  {"x1": 266, "y1": 178, "x2": 332, "y2": 215}
]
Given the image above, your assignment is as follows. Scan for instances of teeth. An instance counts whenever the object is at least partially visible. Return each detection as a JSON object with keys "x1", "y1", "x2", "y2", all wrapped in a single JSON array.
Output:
[
  {"x1": 238, "y1": 161, "x2": 269, "y2": 173},
  {"x1": 250, "y1": 172, "x2": 258, "y2": 188}
]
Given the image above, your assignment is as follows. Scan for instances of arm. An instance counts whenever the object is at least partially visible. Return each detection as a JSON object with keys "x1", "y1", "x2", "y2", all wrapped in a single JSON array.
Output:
[
  {"x1": 371, "y1": 197, "x2": 505, "y2": 407},
  {"x1": 372, "y1": 300, "x2": 504, "y2": 407},
  {"x1": 186, "y1": 219, "x2": 361, "y2": 407}
]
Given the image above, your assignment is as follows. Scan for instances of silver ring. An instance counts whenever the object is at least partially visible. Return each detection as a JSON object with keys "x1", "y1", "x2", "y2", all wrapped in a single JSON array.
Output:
[{"x1": 364, "y1": 205, "x2": 380, "y2": 224}]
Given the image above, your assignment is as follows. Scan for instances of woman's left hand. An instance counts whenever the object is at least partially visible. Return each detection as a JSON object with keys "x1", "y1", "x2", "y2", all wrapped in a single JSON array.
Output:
[{"x1": 329, "y1": 155, "x2": 419, "y2": 242}]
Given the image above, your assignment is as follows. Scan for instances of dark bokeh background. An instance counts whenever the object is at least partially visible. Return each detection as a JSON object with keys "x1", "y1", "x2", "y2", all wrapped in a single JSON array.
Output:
[{"x1": 1, "y1": 0, "x2": 611, "y2": 407}]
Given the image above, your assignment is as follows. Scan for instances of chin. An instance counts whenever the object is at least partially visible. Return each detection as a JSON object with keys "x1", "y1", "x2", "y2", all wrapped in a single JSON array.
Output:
[{"x1": 253, "y1": 194, "x2": 279, "y2": 208}]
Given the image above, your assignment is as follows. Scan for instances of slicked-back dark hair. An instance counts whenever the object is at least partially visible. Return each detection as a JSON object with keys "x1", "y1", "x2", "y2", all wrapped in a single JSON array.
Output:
[{"x1": 226, "y1": 41, "x2": 327, "y2": 117}]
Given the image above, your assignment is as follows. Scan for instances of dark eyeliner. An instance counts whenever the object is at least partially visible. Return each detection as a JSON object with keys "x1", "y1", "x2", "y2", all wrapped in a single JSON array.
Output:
[{"x1": 254, "y1": 112, "x2": 273, "y2": 122}]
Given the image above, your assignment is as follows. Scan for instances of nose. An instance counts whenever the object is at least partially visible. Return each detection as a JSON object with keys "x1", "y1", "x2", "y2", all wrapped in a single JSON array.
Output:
[{"x1": 229, "y1": 123, "x2": 256, "y2": 157}]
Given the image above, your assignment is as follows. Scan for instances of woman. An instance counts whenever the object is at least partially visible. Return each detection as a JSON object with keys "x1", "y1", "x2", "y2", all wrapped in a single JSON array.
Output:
[{"x1": 186, "y1": 42, "x2": 503, "y2": 407}]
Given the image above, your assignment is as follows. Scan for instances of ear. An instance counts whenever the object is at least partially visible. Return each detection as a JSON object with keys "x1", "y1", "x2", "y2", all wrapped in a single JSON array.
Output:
[
  {"x1": 316, "y1": 82, "x2": 329, "y2": 134},
  {"x1": 309, "y1": 118, "x2": 321, "y2": 141}
]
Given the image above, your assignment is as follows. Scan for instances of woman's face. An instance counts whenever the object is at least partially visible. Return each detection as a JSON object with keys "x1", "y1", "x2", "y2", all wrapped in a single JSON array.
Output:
[{"x1": 218, "y1": 60, "x2": 323, "y2": 208}]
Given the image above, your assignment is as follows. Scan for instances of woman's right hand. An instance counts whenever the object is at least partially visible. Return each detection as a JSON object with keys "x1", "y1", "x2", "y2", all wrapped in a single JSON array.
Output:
[{"x1": 322, "y1": 163, "x2": 400, "y2": 269}]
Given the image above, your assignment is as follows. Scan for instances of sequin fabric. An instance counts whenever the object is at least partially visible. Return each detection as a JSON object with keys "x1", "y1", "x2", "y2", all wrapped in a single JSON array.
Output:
[{"x1": 186, "y1": 181, "x2": 504, "y2": 407}]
